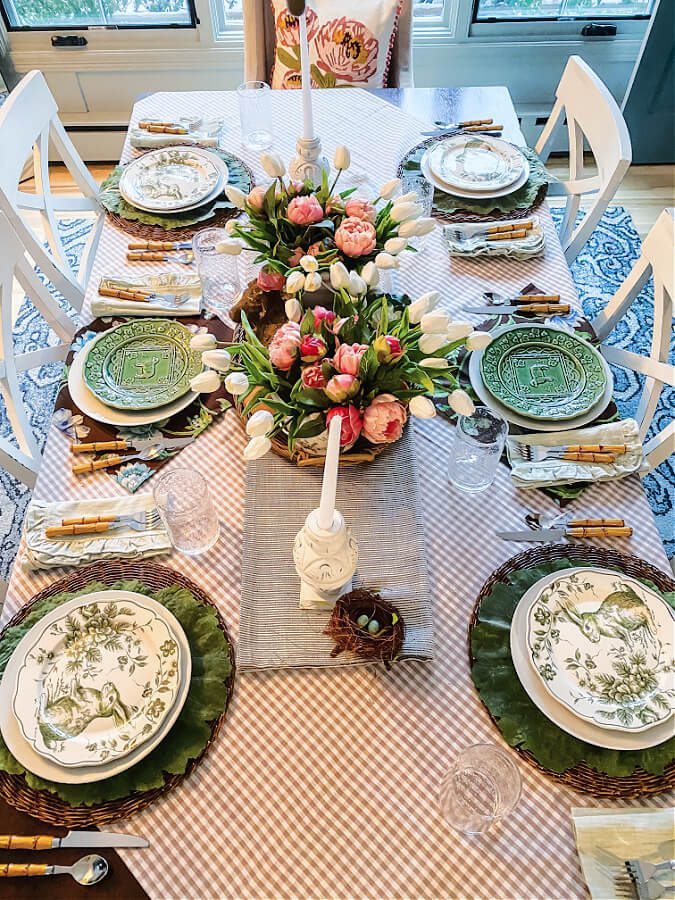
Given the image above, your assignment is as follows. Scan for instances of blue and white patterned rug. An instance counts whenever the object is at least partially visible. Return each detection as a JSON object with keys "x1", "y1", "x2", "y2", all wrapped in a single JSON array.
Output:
[{"x1": 0, "y1": 208, "x2": 672, "y2": 583}]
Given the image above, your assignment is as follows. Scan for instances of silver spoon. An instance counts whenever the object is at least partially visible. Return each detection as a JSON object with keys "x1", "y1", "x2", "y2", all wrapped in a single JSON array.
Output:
[{"x1": 3, "y1": 854, "x2": 110, "y2": 885}]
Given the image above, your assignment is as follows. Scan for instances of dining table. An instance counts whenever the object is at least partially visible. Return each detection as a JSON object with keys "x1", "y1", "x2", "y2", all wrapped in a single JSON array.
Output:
[{"x1": 1, "y1": 85, "x2": 671, "y2": 900}]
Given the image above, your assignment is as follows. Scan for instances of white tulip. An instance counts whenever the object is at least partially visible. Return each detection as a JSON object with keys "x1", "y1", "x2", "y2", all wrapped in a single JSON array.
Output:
[
  {"x1": 398, "y1": 217, "x2": 435, "y2": 239},
  {"x1": 390, "y1": 201, "x2": 422, "y2": 223},
  {"x1": 189, "y1": 332, "x2": 217, "y2": 351},
  {"x1": 408, "y1": 291, "x2": 441, "y2": 324},
  {"x1": 420, "y1": 357, "x2": 450, "y2": 369},
  {"x1": 329, "y1": 261, "x2": 350, "y2": 291},
  {"x1": 415, "y1": 217, "x2": 436, "y2": 236},
  {"x1": 418, "y1": 333, "x2": 447, "y2": 354},
  {"x1": 378, "y1": 177, "x2": 401, "y2": 201},
  {"x1": 201, "y1": 349, "x2": 231, "y2": 373},
  {"x1": 260, "y1": 151, "x2": 285, "y2": 179},
  {"x1": 448, "y1": 389, "x2": 476, "y2": 417},
  {"x1": 224, "y1": 219, "x2": 238, "y2": 235},
  {"x1": 446, "y1": 321, "x2": 474, "y2": 342},
  {"x1": 284, "y1": 297, "x2": 303, "y2": 321},
  {"x1": 348, "y1": 271, "x2": 367, "y2": 296},
  {"x1": 304, "y1": 271, "x2": 322, "y2": 292},
  {"x1": 299, "y1": 255, "x2": 319, "y2": 273},
  {"x1": 224, "y1": 371, "x2": 250, "y2": 396},
  {"x1": 384, "y1": 237, "x2": 407, "y2": 255},
  {"x1": 285, "y1": 272, "x2": 305, "y2": 296},
  {"x1": 243, "y1": 435, "x2": 272, "y2": 460},
  {"x1": 397, "y1": 191, "x2": 419, "y2": 204},
  {"x1": 466, "y1": 330, "x2": 493, "y2": 351},
  {"x1": 214, "y1": 239, "x2": 243, "y2": 255},
  {"x1": 190, "y1": 370, "x2": 221, "y2": 394},
  {"x1": 374, "y1": 252, "x2": 400, "y2": 270},
  {"x1": 333, "y1": 145, "x2": 350, "y2": 171},
  {"x1": 225, "y1": 185, "x2": 247, "y2": 209},
  {"x1": 246, "y1": 409, "x2": 274, "y2": 438},
  {"x1": 409, "y1": 395, "x2": 437, "y2": 419},
  {"x1": 421, "y1": 311, "x2": 451, "y2": 334},
  {"x1": 360, "y1": 260, "x2": 379, "y2": 287}
]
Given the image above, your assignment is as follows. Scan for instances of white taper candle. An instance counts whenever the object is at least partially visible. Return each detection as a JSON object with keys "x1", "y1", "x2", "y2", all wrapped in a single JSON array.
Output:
[
  {"x1": 298, "y1": 11, "x2": 315, "y2": 141},
  {"x1": 317, "y1": 415, "x2": 341, "y2": 530}
]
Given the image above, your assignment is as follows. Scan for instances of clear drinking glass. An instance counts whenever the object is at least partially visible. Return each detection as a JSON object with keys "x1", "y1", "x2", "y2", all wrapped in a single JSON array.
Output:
[
  {"x1": 153, "y1": 468, "x2": 220, "y2": 555},
  {"x1": 439, "y1": 743, "x2": 522, "y2": 835},
  {"x1": 448, "y1": 405, "x2": 508, "y2": 493},
  {"x1": 238, "y1": 80, "x2": 273, "y2": 151},
  {"x1": 192, "y1": 227, "x2": 239, "y2": 322}
]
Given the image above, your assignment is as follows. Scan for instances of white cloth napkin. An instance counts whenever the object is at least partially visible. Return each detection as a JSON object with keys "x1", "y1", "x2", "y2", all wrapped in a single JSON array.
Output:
[
  {"x1": 91, "y1": 274, "x2": 202, "y2": 318},
  {"x1": 507, "y1": 419, "x2": 644, "y2": 489},
  {"x1": 443, "y1": 215, "x2": 545, "y2": 258},
  {"x1": 571, "y1": 807, "x2": 675, "y2": 900},
  {"x1": 128, "y1": 117, "x2": 224, "y2": 150},
  {"x1": 23, "y1": 494, "x2": 171, "y2": 571}
]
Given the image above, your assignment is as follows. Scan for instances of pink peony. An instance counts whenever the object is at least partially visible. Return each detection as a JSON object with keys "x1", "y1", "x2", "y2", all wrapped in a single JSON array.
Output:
[
  {"x1": 315, "y1": 17, "x2": 378, "y2": 84},
  {"x1": 333, "y1": 342, "x2": 368, "y2": 376},
  {"x1": 287, "y1": 195, "x2": 324, "y2": 226},
  {"x1": 344, "y1": 198, "x2": 376, "y2": 223},
  {"x1": 268, "y1": 321, "x2": 301, "y2": 372},
  {"x1": 362, "y1": 393, "x2": 407, "y2": 444},
  {"x1": 326, "y1": 405, "x2": 363, "y2": 449},
  {"x1": 312, "y1": 306, "x2": 336, "y2": 330},
  {"x1": 300, "y1": 334, "x2": 327, "y2": 363},
  {"x1": 247, "y1": 186, "x2": 266, "y2": 210},
  {"x1": 287, "y1": 246, "x2": 304, "y2": 268},
  {"x1": 301, "y1": 363, "x2": 328, "y2": 390},
  {"x1": 373, "y1": 335, "x2": 403, "y2": 364},
  {"x1": 276, "y1": 7, "x2": 318, "y2": 47},
  {"x1": 334, "y1": 217, "x2": 377, "y2": 258},
  {"x1": 257, "y1": 266, "x2": 286, "y2": 293},
  {"x1": 325, "y1": 374, "x2": 360, "y2": 403}
]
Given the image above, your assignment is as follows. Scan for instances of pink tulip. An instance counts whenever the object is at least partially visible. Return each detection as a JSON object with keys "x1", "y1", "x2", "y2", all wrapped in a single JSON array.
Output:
[
  {"x1": 312, "y1": 306, "x2": 336, "y2": 330},
  {"x1": 301, "y1": 363, "x2": 328, "y2": 389},
  {"x1": 333, "y1": 342, "x2": 368, "y2": 376},
  {"x1": 326, "y1": 405, "x2": 363, "y2": 449},
  {"x1": 287, "y1": 195, "x2": 324, "y2": 226},
  {"x1": 257, "y1": 266, "x2": 286, "y2": 292},
  {"x1": 299, "y1": 334, "x2": 327, "y2": 363},
  {"x1": 362, "y1": 393, "x2": 407, "y2": 444},
  {"x1": 344, "y1": 198, "x2": 376, "y2": 223},
  {"x1": 334, "y1": 217, "x2": 377, "y2": 258},
  {"x1": 247, "y1": 186, "x2": 266, "y2": 210},
  {"x1": 268, "y1": 321, "x2": 301, "y2": 372},
  {"x1": 373, "y1": 335, "x2": 403, "y2": 364},
  {"x1": 325, "y1": 373, "x2": 360, "y2": 403}
]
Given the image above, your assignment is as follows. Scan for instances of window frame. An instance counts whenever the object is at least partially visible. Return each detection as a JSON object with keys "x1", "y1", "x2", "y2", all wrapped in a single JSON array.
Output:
[
  {"x1": 468, "y1": 0, "x2": 654, "y2": 38},
  {"x1": 0, "y1": 0, "x2": 199, "y2": 32},
  {"x1": 470, "y1": 0, "x2": 654, "y2": 25}
]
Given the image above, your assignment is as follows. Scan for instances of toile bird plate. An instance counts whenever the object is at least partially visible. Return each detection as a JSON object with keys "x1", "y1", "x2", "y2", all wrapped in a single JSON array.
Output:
[
  {"x1": 427, "y1": 134, "x2": 528, "y2": 193},
  {"x1": 118, "y1": 146, "x2": 224, "y2": 212},
  {"x1": 8, "y1": 591, "x2": 189, "y2": 768},
  {"x1": 525, "y1": 567, "x2": 675, "y2": 732},
  {"x1": 83, "y1": 319, "x2": 203, "y2": 411}
]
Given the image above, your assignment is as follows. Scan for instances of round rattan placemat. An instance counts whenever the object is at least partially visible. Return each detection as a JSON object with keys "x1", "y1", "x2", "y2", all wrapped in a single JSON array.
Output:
[
  {"x1": 0, "y1": 560, "x2": 235, "y2": 826},
  {"x1": 397, "y1": 135, "x2": 548, "y2": 224},
  {"x1": 469, "y1": 543, "x2": 675, "y2": 798}
]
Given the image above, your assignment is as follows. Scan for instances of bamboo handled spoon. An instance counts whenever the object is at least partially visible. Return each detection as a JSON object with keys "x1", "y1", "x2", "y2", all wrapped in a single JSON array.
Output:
[{"x1": 0, "y1": 855, "x2": 108, "y2": 885}]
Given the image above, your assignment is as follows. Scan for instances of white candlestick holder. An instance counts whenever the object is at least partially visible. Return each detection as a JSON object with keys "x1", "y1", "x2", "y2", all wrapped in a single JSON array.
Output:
[
  {"x1": 288, "y1": 136, "x2": 330, "y2": 187},
  {"x1": 293, "y1": 508, "x2": 358, "y2": 609}
]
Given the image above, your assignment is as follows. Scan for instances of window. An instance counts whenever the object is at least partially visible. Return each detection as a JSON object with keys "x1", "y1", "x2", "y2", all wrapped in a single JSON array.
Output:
[
  {"x1": 473, "y1": 0, "x2": 655, "y2": 21},
  {"x1": 1, "y1": 0, "x2": 196, "y2": 30},
  {"x1": 414, "y1": 0, "x2": 448, "y2": 19}
]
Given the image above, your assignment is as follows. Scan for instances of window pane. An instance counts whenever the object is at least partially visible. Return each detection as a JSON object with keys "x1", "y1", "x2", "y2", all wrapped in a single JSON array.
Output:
[
  {"x1": 2, "y1": 0, "x2": 194, "y2": 28},
  {"x1": 474, "y1": 0, "x2": 655, "y2": 19}
]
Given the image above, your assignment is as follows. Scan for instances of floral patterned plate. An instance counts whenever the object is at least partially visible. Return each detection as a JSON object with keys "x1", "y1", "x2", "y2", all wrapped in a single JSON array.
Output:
[
  {"x1": 427, "y1": 134, "x2": 527, "y2": 193},
  {"x1": 83, "y1": 319, "x2": 203, "y2": 411},
  {"x1": 526, "y1": 567, "x2": 675, "y2": 732},
  {"x1": 118, "y1": 147, "x2": 223, "y2": 212},
  {"x1": 9, "y1": 591, "x2": 190, "y2": 768}
]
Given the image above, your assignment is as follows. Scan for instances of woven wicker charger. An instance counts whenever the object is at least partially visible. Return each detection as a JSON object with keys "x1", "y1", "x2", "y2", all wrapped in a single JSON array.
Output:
[
  {"x1": 469, "y1": 543, "x2": 675, "y2": 798},
  {"x1": 0, "y1": 560, "x2": 235, "y2": 827},
  {"x1": 397, "y1": 135, "x2": 547, "y2": 224}
]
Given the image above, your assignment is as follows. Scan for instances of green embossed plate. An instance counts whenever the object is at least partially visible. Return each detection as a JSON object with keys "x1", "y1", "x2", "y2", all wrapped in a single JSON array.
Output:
[
  {"x1": 82, "y1": 319, "x2": 203, "y2": 411},
  {"x1": 479, "y1": 325, "x2": 607, "y2": 420}
]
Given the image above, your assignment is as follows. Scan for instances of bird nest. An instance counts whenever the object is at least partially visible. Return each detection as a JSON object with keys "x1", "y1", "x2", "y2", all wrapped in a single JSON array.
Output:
[{"x1": 325, "y1": 590, "x2": 404, "y2": 669}]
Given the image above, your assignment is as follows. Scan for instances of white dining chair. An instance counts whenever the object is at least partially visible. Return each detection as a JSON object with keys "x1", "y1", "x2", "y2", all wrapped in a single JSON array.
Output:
[
  {"x1": 592, "y1": 208, "x2": 674, "y2": 473},
  {"x1": 536, "y1": 56, "x2": 632, "y2": 265},
  {"x1": 0, "y1": 69, "x2": 104, "y2": 313}
]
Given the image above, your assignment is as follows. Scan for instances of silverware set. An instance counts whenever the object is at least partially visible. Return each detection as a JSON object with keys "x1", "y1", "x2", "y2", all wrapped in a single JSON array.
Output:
[
  {"x1": 46, "y1": 510, "x2": 162, "y2": 539},
  {"x1": 620, "y1": 859, "x2": 675, "y2": 899},
  {"x1": 464, "y1": 293, "x2": 570, "y2": 316},
  {"x1": 422, "y1": 116, "x2": 503, "y2": 137},
  {"x1": 98, "y1": 286, "x2": 192, "y2": 308},
  {"x1": 516, "y1": 443, "x2": 627, "y2": 464},
  {"x1": 69, "y1": 436, "x2": 193, "y2": 476},
  {"x1": 448, "y1": 220, "x2": 534, "y2": 244},
  {"x1": 127, "y1": 250, "x2": 194, "y2": 265}
]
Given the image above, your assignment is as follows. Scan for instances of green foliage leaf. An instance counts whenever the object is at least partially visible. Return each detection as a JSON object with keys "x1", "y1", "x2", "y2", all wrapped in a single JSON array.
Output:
[{"x1": 277, "y1": 47, "x2": 301, "y2": 71}]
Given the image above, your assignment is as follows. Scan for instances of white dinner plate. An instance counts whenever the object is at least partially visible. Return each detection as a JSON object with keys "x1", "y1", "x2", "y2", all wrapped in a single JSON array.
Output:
[
  {"x1": 510, "y1": 570, "x2": 675, "y2": 750},
  {"x1": 421, "y1": 149, "x2": 529, "y2": 201},
  {"x1": 126, "y1": 149, "x2": 229, "y2": 214},
  {"x1": 119, "y1": 147, "x2": 223, "y2": 212},
  {"x1": 427, "y1": 134, "x2": 527, "y2": 193},
  {"x1": 69, "y1": 331, "x2": 197, "y2": 427},
  {"x1": 0, "y1": 591, "x2": 192, "y2": 784}
]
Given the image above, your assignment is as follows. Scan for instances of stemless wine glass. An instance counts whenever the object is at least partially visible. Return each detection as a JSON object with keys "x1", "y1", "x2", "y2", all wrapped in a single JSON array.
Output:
[
  {"x1": 448, "y1": 405, "x2": 508, "y2": 493},
  {"x1": 439, "y1": 743, "x2": 522, "y2": 835},
  {"x1": 153, "y1": 468, "x2": 220, "y2": 555},
  {"x1": 238, "y1": 81, "x2": 273, "y2": 151},
  {"x1": 192, "y1": 227, "x2": 239, "y2": 322}
]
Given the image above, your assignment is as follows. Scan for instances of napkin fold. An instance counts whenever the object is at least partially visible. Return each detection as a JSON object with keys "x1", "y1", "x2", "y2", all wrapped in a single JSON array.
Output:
[
  {"x1": 571, "y1": 807, "x2": 675, "y2": 900},
  {"x1": 92, "y1": 274, "x2": 202, "y2": 318},
  {"x1": 23, "y1": 494, "x2": 171, "y2": 571},
  {"x1": 507, "y1": 419, "x2": 644, "y2": 489},
  {"x1": 129, "y1": 117, "x2": 224, "y2": 150},
  {"x1": 444, "y1": 215, "x2": 545, "y2": 258}
]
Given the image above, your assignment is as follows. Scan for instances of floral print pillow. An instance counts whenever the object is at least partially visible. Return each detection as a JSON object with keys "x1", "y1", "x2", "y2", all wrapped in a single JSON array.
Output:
[{"x1": 271, "y1": 0, "x2": 401, "y2": 90}]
